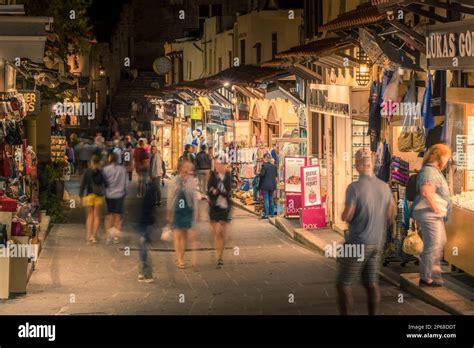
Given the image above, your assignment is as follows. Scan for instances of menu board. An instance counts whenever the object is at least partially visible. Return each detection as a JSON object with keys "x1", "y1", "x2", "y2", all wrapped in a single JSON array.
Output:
[
  {"x1": 300, "y1": 165, "x2": 322, "y2": 208},
  {"x1": 284, "y1": 156, "x2": 306, "y2": 193}
]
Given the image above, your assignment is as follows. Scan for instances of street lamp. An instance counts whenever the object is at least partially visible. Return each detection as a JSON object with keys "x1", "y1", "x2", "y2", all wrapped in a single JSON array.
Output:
[{"x1": 98, "y1": 56, "x2": 106, "y2": 78}]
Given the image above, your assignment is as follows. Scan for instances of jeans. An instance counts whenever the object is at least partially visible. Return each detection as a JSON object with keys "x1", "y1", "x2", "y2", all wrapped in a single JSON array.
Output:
[
  {"x1": 151, "y1": 177, "x2": 162, "y2": 204},
  {"x1": 262, "y1": 190, "x2": 274, "y2": 217},
  {"x1": 412, "y1": 208, "x2": 447, "y2": 281},
  {"x1": 197, "y1": 169, "x2": 210, "y2": 195},
  {"x1": 138, "y1": 224, "x2": 153, "y2": 278}
]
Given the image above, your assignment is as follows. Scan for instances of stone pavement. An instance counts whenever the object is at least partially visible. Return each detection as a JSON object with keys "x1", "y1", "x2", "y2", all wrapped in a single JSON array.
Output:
[{"x1": 0, "y1": 177, "x2": 446, "y2": 315}]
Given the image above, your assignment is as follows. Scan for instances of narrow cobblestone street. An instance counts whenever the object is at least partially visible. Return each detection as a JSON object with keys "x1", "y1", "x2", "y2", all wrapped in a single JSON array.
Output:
[{"x1": 0, "y1": 178, "x2": 446, "y2": 315}]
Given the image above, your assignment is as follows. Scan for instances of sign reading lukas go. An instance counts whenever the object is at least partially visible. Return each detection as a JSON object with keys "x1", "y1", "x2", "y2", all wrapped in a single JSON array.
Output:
[{"x1": 426, "y1": 18, "x2": 474, "y2": 70}]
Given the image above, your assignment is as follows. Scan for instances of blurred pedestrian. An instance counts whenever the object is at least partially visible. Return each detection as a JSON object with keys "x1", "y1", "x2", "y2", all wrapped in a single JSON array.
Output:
[
  {"x1": 412, "y1": 144, "x2": 452, "y2": 287},
  {"x1": 65, "y1": 141, "x2": 75, "y2": 175},
  {"x1": 123, "y1": 143, "x2": 134, "y2": 182},
  {"x1": 167, "y1": 161, "x2": 199, "y2": 269},
  {"x1": 149, "y1": 144, "x2": 164, "y2": 206},
  {"x1": 207, "y1": 159, "x2": 232, "y2": 268},
  {"x1": 259, "y1": 153, "x2": 278, "y2": 219},
  {"x1": 133, "y1": 139, "x2": 149, "y2": 198},
  {"x1": 196, "y1": 144, "x2": 212, "y2": 197},
  {"x1": 79, "y1": 155, "x2": 107, "y2": 244},
  {"x1": 112, "y1": 139, "x2": 124, "y2": 165},
  {"x1": 137, "y1": 184, "x2": 156, "y2": 283},
  {"x1": 338, "y1": 149, "x2": 395, "y2": 315},
  {"x1": 103, "y1": 152, "x2": 128, "y2": 244}
]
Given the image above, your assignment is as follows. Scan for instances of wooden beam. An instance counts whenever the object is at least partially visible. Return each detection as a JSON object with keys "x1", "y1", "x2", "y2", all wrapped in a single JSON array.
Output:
[
  {"x1": 405, "y1": 4, "x2": 449, "y2": 22},
  {"x1": 412, "y1": 0, "x2": 474, "y2": 14},
  {"x1": 394, "y1": 32, "x2": 426, "y2": 54},
  {"x1": 388, "y1": 20, "x2": 425, "y2": 44}
]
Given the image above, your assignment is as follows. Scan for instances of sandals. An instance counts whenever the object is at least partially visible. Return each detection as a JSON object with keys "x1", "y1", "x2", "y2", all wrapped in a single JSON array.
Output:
[{"x1": 176, "y1": 260, "x2": 186, "y2": 269}]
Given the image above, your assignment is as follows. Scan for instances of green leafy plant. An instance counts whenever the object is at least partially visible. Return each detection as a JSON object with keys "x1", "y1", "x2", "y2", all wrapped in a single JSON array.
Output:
[
  {"x1": 19, "y1": 0, "x2": 93, "y2": 58},
  {"x1": 40, "y1": 161, "x2": 69, "y2": 223}
]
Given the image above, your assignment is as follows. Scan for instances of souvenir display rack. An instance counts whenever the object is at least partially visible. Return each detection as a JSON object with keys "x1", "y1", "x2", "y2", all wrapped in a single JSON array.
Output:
[{"x1": 51, "y1": 136, "x2": 67, "y2": 162}]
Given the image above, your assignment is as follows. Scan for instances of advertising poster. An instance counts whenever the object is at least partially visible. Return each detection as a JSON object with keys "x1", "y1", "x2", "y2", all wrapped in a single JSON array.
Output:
[
  {"x1": 300, "y1": 165, "x2": 322, "y2": 208},
  {"x1": 285, "y1": 193, "x2": 302, "y2": 218},
  {"x1": 300, "y1": 207, "x2": 327, "y2": 229},
  {"x1": 284, "y1": 156, "x2": 306, "y2": 193}
]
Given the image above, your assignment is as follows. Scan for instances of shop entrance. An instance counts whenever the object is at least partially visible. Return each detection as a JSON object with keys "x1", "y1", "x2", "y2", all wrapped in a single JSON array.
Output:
[{"x1": 266, "y1": 122, "x2": 279, "y2": 146}]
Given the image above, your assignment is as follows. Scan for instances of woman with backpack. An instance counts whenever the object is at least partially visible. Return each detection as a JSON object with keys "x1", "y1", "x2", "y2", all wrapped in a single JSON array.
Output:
[
  {"x1": 207, "y1": 159, "x2": 232, "y2": 268},
  {"x1": 79, "y1": 155, "x2": 107, "y2": 244},
  {"x1": 411, "y1": 144, "x2": 452, "y2": 288},
  {"x1": 167, "y1": 160, "x2": 199, "y2": 269}
]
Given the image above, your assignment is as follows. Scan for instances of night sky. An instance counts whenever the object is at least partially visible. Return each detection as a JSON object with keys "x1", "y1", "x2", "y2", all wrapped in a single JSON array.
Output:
[{"x1": 88, "y1": 0, "x2": 131, "y2": 42}]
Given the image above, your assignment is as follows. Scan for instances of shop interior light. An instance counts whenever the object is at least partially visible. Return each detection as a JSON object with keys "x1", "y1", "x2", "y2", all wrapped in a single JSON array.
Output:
[
  {"x1": 359, "y1": 63, "x2": 369, "y2": 74},
  {"x1": 224, "y1": 81, "x2": 230, "y2": 87},
  {"x1": 356, "y1": 44, "x2": 371, "y2": 86}
]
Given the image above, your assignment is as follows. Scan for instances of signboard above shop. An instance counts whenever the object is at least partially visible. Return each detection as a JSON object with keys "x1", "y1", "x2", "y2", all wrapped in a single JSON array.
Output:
[
  {"x1": 208, "y1": 105, "x2": 233, "y2": 125},
  {"x1": 18, "y1": 90, "x2": 40, "y2": 115},
  {"x1": 309, "y1": 84, "x2": 351, "y2": 118},
  {"x1": 426, "y1": 18, "x2": 474, "y2": 71}
]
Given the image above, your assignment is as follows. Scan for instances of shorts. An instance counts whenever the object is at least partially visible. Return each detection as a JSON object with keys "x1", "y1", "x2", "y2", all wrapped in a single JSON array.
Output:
[
  {"x1": 82, "y1": 194, "x2": 104, "y2": 207},
  {"x1": 209, "y1": 207, "x2": 231, "y2": 223},
  {"x1": 106, "y1": 197, "x2": 125, "y2": 214},
  {"x1": 336, "y1": 245, "x2": 381, "y2": 287},
  {"x1": 137, "y1": 171, "x2": 147, "y2": 182}
]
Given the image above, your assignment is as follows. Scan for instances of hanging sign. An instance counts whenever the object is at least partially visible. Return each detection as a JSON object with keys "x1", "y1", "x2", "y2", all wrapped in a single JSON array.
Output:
[
  {"x1": 190, "y1": 106, "x2": 203, "y2": 120},
  {"x1": 300, "y1": 165, "x2": 322, "y2": 208},
  {"x1": 284, "y1": 156, "x2": 306, "y2": 193},
  {"x1": 309, "y1": 84, "x2": 350, "y2": 117},
  {"x1": 426, "y1": 19, "x2": 474, "y2": 70},
  {"x1": 19, "y1": 90, "x2": 40, "y2": 115}
]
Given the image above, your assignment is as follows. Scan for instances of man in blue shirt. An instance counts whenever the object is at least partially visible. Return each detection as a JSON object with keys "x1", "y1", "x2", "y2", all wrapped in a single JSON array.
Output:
[{"x1": 338, "y1": 149, "x2": 395, "y2": 315}]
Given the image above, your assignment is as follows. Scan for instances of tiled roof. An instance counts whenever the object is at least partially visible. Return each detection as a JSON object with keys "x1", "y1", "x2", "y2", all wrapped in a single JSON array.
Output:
[
  {"x1": 275, "y1": 37, "x2": 355, "y2": 59},
  {"x1": 207, "y1": 65, "x2": 287, "y2": 85},
  {"x1": 320, "y1": 2, "x2": 386, "y2": 32}
]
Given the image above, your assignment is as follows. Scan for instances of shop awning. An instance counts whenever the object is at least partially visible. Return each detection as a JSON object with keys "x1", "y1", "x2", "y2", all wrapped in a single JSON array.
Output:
[
  {"x1": 320, "y1": 2, "x2": 386, "y2": 32},
  {"x1": 275, "y1": 37, "x2": 355, "y2": 60},
  {"x1": 265, "y1": 83, "x2": 303, "y2": 107},
  {"x1": 207, "y1": 65, "x2": 289, "y2": 87},
  {"x1": 0, "y1": 15, "x2": 52, "y2": 63}
]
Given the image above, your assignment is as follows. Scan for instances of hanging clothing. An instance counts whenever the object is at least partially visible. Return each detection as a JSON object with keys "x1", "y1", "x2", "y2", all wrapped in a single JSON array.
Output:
[
  {"x1": 368, "y1": 82, "x2": 383, "y2": 152},
  {"x1": 376, "y1": 143, "x2": 391, "y2": 183},
  {"x1": 422, "y1": 73, "x2": 435, "y2": 131}
]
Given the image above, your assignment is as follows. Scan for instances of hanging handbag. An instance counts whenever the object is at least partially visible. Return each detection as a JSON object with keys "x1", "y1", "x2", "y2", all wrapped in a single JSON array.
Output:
[
  {"x1": 412, "y1": 112, "x2": 426, "y2": 152},
  {"x1": 398, "y1": 110, "x2": 413, "y2": 152}
]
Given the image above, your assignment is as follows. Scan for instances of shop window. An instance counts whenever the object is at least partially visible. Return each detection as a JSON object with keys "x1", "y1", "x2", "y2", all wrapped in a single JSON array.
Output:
[
  {"x1": 272, "y1": 32, "x2": 278, "y2": 59},
  {"x1": 255, "y1": 43, "x2": 262, "y2": 64},
  {"x1": 199, "y1": 5, "x2": 210, "y2": 17},
  {"x1": 211, "y1": 4, "x2": 222, "y2": 17},
  {"x1": 240, "y1": 39, "x2": 246, "y2": 65}
]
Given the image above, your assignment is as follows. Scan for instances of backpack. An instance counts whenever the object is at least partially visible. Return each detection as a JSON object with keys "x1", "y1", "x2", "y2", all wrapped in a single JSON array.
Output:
[{"x1": 406, "y1": 173, "x2": 418, "y2": 202}]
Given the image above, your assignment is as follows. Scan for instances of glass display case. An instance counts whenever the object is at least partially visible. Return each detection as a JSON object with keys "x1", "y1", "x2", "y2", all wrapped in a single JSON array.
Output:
[
  {"x1": 445, "y1": 101, "x2": 474, "y2": 276},
  {"x1": 351, "y1": 120, "x2": 370, "y2": 181}
]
